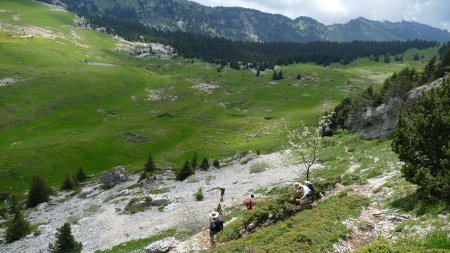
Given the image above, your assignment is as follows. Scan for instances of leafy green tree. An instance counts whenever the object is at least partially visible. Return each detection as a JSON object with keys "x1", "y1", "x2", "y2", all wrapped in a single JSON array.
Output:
[
  {"x1": 191, "y1": 152, "x2": 198, "y2": 169},
  {"x1": 5, "y1": 209, "x2": 31, "y2": 243},
  {"x1": 199, "y1": 158, "x2": 209, "y2": 171},
  {"x1": 76, "y1": 167, "x2": 87, "y2": 182},
  {"x1": 49, "y1": 223, "x2": 82, "y2": 253},
  {"x1": 27, "y1": 176, "x2": 52, "y2": 208},
  {"x1": 143, "y1": 152, "x2": 157, "y2": 173},
  {"x1": 212, "y1": 159, "x2": 220, "y2": 168},
  {"x1": 176, "y1": 160, "x2": 195, "y2": 181},
  {"x1": 286, "y1": 116, "x2": 332, "y2": 180},
  {"x1": 392, "y1": 78, "x2": 450, "y2": 202},
  {"x1": 61, "y1": 174, "x2": 77, "y2": 190}
]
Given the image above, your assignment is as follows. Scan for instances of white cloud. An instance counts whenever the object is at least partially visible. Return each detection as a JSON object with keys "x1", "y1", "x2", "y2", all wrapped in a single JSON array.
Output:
[{"x1": 190, "y1": 0, "x2": 450, "y2": 31}]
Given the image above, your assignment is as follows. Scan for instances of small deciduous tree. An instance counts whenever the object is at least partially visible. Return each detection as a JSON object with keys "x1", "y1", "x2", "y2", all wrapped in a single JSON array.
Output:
[
  {"x1": 286, "y1": 116, "x2": 332, "y2": 180},
  {"x1": 49, "y1": 223, "x2": 82, "y2": 253},
  {"x1": 27, "y1": 176, "x2": 52, "y2": 208},
  {"x1": 5, "y1": 209, "x2": 31, "y2": 243},
  {"x1": 143, "y1": 152, "x2": 157, "y2": 174}
]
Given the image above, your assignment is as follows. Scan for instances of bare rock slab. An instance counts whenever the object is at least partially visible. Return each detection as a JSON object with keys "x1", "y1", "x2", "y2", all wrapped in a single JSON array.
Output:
[{"x1": 145, "y1": 237, "x2": 178, "y2": 253}]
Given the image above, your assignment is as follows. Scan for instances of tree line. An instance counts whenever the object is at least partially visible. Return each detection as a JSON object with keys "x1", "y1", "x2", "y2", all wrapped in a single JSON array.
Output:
[{"x1": 77, "y1": 14, "x2": 438, "y2": 69}]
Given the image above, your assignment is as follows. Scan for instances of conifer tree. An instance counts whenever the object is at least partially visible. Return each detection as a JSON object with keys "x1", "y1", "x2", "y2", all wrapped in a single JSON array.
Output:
[
  {"x1": 199, "y1": 158, "x2": 209, "y2": 171},
  {"x1": 138, "y1": 171, "x2": 147, "y2": 183},
  {"x1": 27, "y1": 176, "x2": 52, "y2": 208},
  {"x1": 5, "y1": 209, "x2": 31, "y2": 243},
  {"x1": 49, "y1": 223, "x2": 82, "y2": 253},
  {"x1": 76, "y1": 167, "x2": 87, "y2": 182},
  {"x1": 191, "y1": 152, "x2": 198, "y2": 169},
  {"x1": 212, "y1": 159, "x2": 220, "y2": 168},
  {"x1": 61, "y1": 173, "x2": 76, "y2": 190},
  {"x1": 277, "y1": 70, "x2": 283, "y2": 80},
  {"x1": 272, "y1": 70, "x2": 278, "y2": 80},
  {"x1": 8, "y1": 194, "x2": 19, "y2": 215},
  {"x1": 176, "y1": 160, "x2": 194, "y2": 181},
  {"x1": 143, "y1": 152, "x2": 157, "y2": 173},
  {"x1": 392, "y1": 78, "x2": 450, "y2": 202}
]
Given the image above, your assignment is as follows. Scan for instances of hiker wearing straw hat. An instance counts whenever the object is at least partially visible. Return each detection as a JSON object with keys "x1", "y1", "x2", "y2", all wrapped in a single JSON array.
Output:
[
  {"x1": 207, "y1": 211, "x2": 223, "y2": 248},
  {"x1": 292, "y1": 182, "x2": 313, "y2": 209}
]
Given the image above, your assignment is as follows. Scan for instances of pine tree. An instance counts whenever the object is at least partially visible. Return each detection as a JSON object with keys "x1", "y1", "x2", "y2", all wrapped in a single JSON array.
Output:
[
  {"x1": 176, "y1": 160, "x2": 194, "y2": 181},
  {"x1": 61, "y1": 174, "x2": 76, "y2": 190},
  {"x1": 212, "y1": 159, "x2": 220, "y2": 168},
  {"x1": 392, "y1": 78, "x2": 450, "y2": 202},
  {"x1": 49, "y1": 223, "x2": 82, "y2": 253},
  {"x1": 8, "y1": 194, "x2": 19, "y2": 215},
  {"x1": 76, "y1": 167, "x2": 87, "y2": 182},
  {"x1": 143, "y1": 152, "x2": 157, "y2": 173},
  {"x1": 138, "y1": 171, "x2": 147, "y2": 183},
  {"x1": 277, "y1": 70, "x2": 283, "y2": 80},
  {"x1": 272, "y1": 70, "x2": 278, "y2": 80},
  {"x1": 191, "y1": 152, "x2": 198, "y2": 169},
  {"x1": 199, "y1": 158, "x2": 209, "y2": 171},
  {"x1": 27, "y1": 176, "x2": 52, "y2": 208},
  {"x1": 5, "y1": 209, "x2": 31, "y2": 243}
]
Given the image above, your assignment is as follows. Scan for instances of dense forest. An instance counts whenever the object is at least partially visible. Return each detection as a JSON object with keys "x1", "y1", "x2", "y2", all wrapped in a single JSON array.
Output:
[{"x1": 78, "y1": 15, "x2": 437, "y2": 69}]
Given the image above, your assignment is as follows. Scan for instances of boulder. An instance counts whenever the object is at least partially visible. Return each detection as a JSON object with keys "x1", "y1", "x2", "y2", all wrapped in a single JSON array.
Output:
[
  {"x1": 150, "y1": 199, "x2": 170, "y2": 207},
  {"x1": 145, "y1": 237, "x2": 177, "y2": 253},
  {"x1": 100, "y1": 169, "x2": 128, "y2": 188},
  {"x1": 78, "y1": 187, "x2": 95, "y2": 198}
]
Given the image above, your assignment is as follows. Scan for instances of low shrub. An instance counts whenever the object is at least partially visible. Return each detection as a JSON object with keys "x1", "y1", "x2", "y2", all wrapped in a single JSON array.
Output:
[
  {"x1": 194, "y1": 187, "x2": 204, "y2": 201},
  {"x1": 216, "y1": 194, "x2": 369, "y2": 252},
  {"x1": 249, "y1": 162, "x2": 270, "y2": 174}
]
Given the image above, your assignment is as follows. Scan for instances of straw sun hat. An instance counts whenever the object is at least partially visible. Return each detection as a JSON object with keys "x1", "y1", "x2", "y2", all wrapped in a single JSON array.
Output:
[{"x1": 209, "y1": 211, "x2": 219, "y2": 219}]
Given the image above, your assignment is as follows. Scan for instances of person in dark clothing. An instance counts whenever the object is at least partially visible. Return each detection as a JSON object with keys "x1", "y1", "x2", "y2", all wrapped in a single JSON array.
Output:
[{"x1": 219, "y1": 188, "x2": 225, "y2": 202}]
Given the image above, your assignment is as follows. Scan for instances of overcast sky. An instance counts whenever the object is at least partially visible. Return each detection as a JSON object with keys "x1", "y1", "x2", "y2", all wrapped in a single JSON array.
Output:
[{"x1": 191, "y1": 0, "x2": 450, "y2": 31}]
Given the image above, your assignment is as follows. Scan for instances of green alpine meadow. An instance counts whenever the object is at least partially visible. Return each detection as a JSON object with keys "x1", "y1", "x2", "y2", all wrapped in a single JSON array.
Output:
[{"x1": 0, "y1": 0, "x2": 448, "y2": 252}]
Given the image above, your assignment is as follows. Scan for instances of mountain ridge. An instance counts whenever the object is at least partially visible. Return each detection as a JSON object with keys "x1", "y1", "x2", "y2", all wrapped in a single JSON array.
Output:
[{"x1": 46, "y1": 0, "x2": 450, "y2": 42}]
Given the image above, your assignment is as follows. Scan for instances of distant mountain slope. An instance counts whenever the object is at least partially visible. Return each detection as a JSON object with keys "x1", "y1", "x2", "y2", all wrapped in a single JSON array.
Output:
[{"x1": 41, "y1": 0, "x2": 450, "y2": 42}]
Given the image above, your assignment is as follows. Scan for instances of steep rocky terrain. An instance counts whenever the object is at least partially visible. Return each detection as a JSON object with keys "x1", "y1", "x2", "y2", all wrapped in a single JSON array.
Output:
[{"x1": 345, "y1": 76, "x2": 446, "y2": 139}]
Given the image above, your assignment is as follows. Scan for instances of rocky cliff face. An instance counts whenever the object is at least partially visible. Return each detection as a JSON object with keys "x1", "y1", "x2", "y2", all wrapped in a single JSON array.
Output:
[{"x1": 345, "y1": 77, "x2": 445, "y2": 139}]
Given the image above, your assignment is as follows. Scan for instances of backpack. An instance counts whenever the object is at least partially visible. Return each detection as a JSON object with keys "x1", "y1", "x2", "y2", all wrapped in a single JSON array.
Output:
[
  {"x1": 211, "y1": 217, "x2": 224, "y2": 232},
  {"x1": 304, "y1": 181, "x2": 315, "y2": 197}
]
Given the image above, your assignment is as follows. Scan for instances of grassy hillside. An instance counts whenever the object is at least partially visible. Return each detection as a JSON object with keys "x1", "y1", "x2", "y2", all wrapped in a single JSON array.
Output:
[{"x1": 0, "y1": 0, "x2": 440, "y2": 194}]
